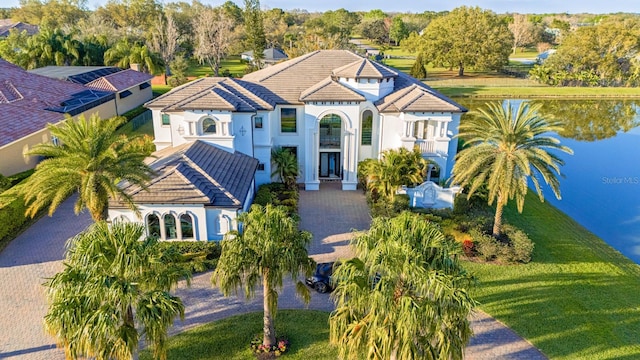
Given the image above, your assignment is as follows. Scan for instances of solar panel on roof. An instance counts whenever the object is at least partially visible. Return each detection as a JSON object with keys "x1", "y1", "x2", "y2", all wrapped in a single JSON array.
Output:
[
  {"x1": 68, "y1": 67, "x2": 122, "y2": 84},
  {"x1": 46, "y1": 89, "x2": 115, "y2": 116}
]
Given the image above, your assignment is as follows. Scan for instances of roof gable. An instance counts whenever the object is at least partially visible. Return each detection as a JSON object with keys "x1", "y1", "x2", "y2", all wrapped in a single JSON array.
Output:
[
  {"x1": 332, "y1": 58, "x2": 398, "y2": 79},
  {"x1": 146, "y1": 77, "x2": 279, "y2": 112},
  {"x1": 85, "y1": 69, "x2": 153, "y2": 92},
  {"x1": 299, "y1": 77, "x2": 366, "y2": 102},
  {"x1": 376, "y1": 82, "x2": 467, "y2": 113}
]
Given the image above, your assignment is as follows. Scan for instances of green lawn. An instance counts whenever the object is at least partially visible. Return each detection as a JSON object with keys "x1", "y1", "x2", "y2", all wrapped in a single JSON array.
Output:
[
  {"x1": 464, "y1": 193, "x2": 640, "y2": 359},
  {"x1": 139, "y1": 310, "x2": 337, "y2": 360},
  {"x1": 435, "y1": 85, "x2": 640, "y2": 98},
  {"x1": 187, "y1": 56, "x2": 246, "y2": 78}
]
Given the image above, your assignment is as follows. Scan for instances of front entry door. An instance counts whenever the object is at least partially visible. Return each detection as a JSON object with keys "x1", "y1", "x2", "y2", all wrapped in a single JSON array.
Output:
[{"x1": 319, "y1": 152, "x2": 341, "y2": 178}]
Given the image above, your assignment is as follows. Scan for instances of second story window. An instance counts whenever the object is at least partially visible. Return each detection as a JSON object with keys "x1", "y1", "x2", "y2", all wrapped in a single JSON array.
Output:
[
  {"x1": 281, "y1": 108, "x2": 297, "y2": 133},
  {"x1": 202, "y1": 117, "x2": 217, "y2": 134},
  {"x1": 161, "y1": 113, "x2": 170, "y2": 126}
]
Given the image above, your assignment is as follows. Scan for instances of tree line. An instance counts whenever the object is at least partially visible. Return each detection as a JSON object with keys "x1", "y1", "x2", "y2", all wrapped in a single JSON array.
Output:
[{"x1": 2, "y1": 1, "x2": 638, "y2": 86}]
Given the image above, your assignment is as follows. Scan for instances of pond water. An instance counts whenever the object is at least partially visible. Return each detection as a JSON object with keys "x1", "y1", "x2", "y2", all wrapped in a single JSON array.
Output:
[{"x1": 459, "y1": 99, "x2": 640, "y2": 263}]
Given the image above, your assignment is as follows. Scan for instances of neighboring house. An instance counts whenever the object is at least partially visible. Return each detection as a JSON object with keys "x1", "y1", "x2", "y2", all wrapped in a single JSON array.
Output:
[
  {"x1": 241, "y1": 48, "x2": 288, "y2": 66},
  {"x1": 536, "y1": 49, "x2": 557, "y2": 63},
  {"x1": 0, "y1": 60, "x2": 153, "y2": 176},
  {"x1": 0, "y1": 19, "x2": 38, "y2": 37},
  {"x1": 29, "y1": 66, "x2": 153, "y2": 115},
  {"x1": 109, "y1": 140, "x2": 258, "y2": 241}
]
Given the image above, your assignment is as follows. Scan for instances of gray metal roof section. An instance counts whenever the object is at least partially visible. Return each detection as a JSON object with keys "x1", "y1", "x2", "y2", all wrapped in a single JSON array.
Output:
[
  {"x1": 28, "y1": 66, "x2": 121, "y2": 84},
  {"x1": 113, "y1": 141, "x2": 258, "y2": 207}
]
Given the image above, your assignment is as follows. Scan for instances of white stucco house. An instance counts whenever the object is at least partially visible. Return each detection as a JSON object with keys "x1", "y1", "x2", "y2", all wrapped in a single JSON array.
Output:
[{"x1": 108, "y1": 50, "x2": 466, "y2": 241}]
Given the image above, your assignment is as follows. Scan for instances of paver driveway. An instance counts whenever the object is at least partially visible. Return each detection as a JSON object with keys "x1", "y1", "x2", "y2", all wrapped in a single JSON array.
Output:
[{"x1": 0, "y1": 184, "x2": 547, "y2": 359}]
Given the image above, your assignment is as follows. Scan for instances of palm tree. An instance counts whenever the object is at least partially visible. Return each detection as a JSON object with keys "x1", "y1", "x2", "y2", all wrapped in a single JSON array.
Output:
[
  {"x1": 329, "y1": 212, "x2": 477, "y2": 360},
  {"x1": 361, "y1": 147, "x2": 428, "y2": 201},
  {"x1": 271, "y1": 147, "x2": 299, "y2": 190},
  {"x1": 104, "y1": 38, "x2": 163, "y2": 74},
  {"x1": 44, "y1": 221, "x2": 190, "y2": 360},
  {"x1": 212, "y1": 204, "x2": 315, "y2": 349},
  {"x1": 17, "y1": 113, "x2": 154, "y2": 222},
  {"x1": 452, "y1": 101, "x2": 573, "y2": 237}
]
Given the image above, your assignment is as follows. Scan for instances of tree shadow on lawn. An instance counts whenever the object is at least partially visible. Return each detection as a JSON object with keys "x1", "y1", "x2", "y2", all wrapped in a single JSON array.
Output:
[
  {"x1": 471, "y1": 271, "x2": 640, "y2": 359},
  {"x1": 142, "y1": 310, "x2": 336, "y2": 360}
]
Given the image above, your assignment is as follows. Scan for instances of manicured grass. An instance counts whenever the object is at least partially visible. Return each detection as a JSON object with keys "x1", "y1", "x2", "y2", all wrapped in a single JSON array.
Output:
[
  {"x1": 383, "y1": 57, "x2": 414, "y2": 73},
  {"x1": 187, "y1": 56, "x2": 246, "y2": 78},
  {"x1": 152, "y1": 84, "x2": 172, "y2": 96},
  {"x1": 463, "y1": 192, "x2": 640, "y2": 359},
  {"x1": 434, "y1": 85, "x2": 640, "y2": 98},
  {"x1": 139, "y1": 310, "x2": 337, "y2": 360}
]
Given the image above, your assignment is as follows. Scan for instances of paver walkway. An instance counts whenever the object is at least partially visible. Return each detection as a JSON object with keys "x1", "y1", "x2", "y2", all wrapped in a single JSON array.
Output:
[{"x1": 0, "y1": 184, "x2": 547, "y2": 359}]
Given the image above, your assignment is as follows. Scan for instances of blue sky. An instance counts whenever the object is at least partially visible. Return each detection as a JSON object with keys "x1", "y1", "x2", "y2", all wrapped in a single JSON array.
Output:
[{"x1": 4, "y1": 0, "x2": 640, "y2": 13}]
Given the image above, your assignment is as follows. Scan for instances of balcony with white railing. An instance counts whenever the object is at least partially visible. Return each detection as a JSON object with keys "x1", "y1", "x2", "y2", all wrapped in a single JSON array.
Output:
[{"x1": 415, "y1": 139, "x2": 436, "y2": 154}]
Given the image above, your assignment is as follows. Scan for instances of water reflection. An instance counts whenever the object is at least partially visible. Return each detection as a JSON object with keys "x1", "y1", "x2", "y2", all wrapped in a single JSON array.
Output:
[
  {"x1": 532, "y1": 100, "x2": 640, "y2": 141},
  {"x1": 458, "y1": 98, "x2": 640, "y2": 263}
]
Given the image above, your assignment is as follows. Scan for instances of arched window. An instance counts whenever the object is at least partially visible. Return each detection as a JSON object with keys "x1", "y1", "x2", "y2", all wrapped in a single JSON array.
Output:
[
  {"x1": 319, "y1": 114, "x2": 341, "y2": 149},
  {"x1": 202, "y1": 117, "x2": 217, "y2": 134},
  {"x1": 218, "y1": 214, "x2": 231, "y2": 234},
  {"x1": 361, "y1": 110, "x2": 372, "y2": 145},
  {"x1": 147, "y1": 214, "x2": 161, "y2": 239},
  {"x1": 164, "y1": 214, "x2": 177, "y2": 240},
  {"x1": 180, "y1": 214, "x2": 194, "y2": 239}
]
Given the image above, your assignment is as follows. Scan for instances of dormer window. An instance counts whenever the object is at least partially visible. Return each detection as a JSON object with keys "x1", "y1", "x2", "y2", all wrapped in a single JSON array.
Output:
[{"x1": 202, "y1": 117, "x2": 217, "y2": 134}]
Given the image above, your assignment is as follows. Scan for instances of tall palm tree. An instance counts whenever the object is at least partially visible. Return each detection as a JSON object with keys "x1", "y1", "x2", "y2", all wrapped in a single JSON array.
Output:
[
  {"x1": 361, "y1": 147, "x2": 428, "y2": 201},
  {"x1": 18, "y1": 113, "x2": 154, "y2": 222},
  {"x1": 329, "y1": 212, "x2": 477, "y2": 360},
  {"x1": 212, "y1": 204, "x2": 315, "y2": 348},
  {"x1": 44, "y1": 221, "x2": 190, "y2": 360},
  {"x1": 452, "y1": 101, "x2": 573, "y2": 236}
]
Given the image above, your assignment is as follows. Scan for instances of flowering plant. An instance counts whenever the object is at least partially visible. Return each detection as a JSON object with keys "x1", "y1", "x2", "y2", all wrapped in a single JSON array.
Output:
[{"x1": 250, "y1": 336, "x2": 290, "y2": 356}]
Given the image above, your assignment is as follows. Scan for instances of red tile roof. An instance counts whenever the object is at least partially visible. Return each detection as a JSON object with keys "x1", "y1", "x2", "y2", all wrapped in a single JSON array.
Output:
[
  {"x1": 85, "y1": 69, "x2": 153, "y2": 92},
  {"x1": 0, "y1": 59, "x2": 87, "y2": 147}
]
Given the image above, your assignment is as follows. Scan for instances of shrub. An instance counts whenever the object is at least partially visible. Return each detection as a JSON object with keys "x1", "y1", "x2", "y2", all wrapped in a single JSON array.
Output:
[
  {"x1": 0, "y1": 174, "x2": 11, "y2": 193},
  {"x1": 0, "y1": 194, "x2": 28, "y2": 249},
  {"x1": 469, "y1": 225, "x2": 534, "y2": 264},
  {"x1": 156, "y1": 241, "x2": 222, "y2": 273},
  {"x1": 502, "y1": 225, "x2": 535, "y2": 263},
  {"x1": 370, "y1": 194, "x2": 410, "y2": 218},
  {"x1": 253, "y1": 183, "x2": 298, "y2": 217},
  {"x1": 462, "y1": 238, "x2": 475, "y2": 257},
  {"x1": 470, "y1": 228, "x2": 500, "y2": 262}
]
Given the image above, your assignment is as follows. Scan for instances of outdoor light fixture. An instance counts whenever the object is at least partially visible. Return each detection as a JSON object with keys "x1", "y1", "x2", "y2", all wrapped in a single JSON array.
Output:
[
  {"x1": 239, "y1": 125, "x2": 247, "y2": 136},
  {"x1": 177, "y1": 125, "x2": 185, "y2": 135}
]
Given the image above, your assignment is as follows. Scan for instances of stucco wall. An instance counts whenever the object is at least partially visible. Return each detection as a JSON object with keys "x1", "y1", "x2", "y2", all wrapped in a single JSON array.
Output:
[
  {"x1": 109, "y1": 204, "x2": 209, "y2": 241},
  {"x1": 115, "y1": 85, "x2": 153, "y2": 115},
  {"x1": 0, "y1": 100, "x2": 117, "y2": 176}
]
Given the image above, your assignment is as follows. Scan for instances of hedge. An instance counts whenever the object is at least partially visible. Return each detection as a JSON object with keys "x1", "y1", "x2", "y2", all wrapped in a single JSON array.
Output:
[{"x1": 0, "y1": 193, "x2": 29, "y2": 251}]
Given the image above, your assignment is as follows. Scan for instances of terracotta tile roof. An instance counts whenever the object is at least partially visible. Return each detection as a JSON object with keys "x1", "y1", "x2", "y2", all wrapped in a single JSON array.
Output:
[
  {"x1": 332, "y1": 58, "x2": 398, "y2": 79},
  {"x1": 299, "y1": 77, "x2": 366, "y2": 102},
  {"x1": 113, "y1": 141, "x2": 257, "y2": 207},
  {"x1": 0, "y1": 59, "x2": 89, "y2": 147},
  {"x1": 85, "y1": 69, "x2": 153, "y2": 92}
]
